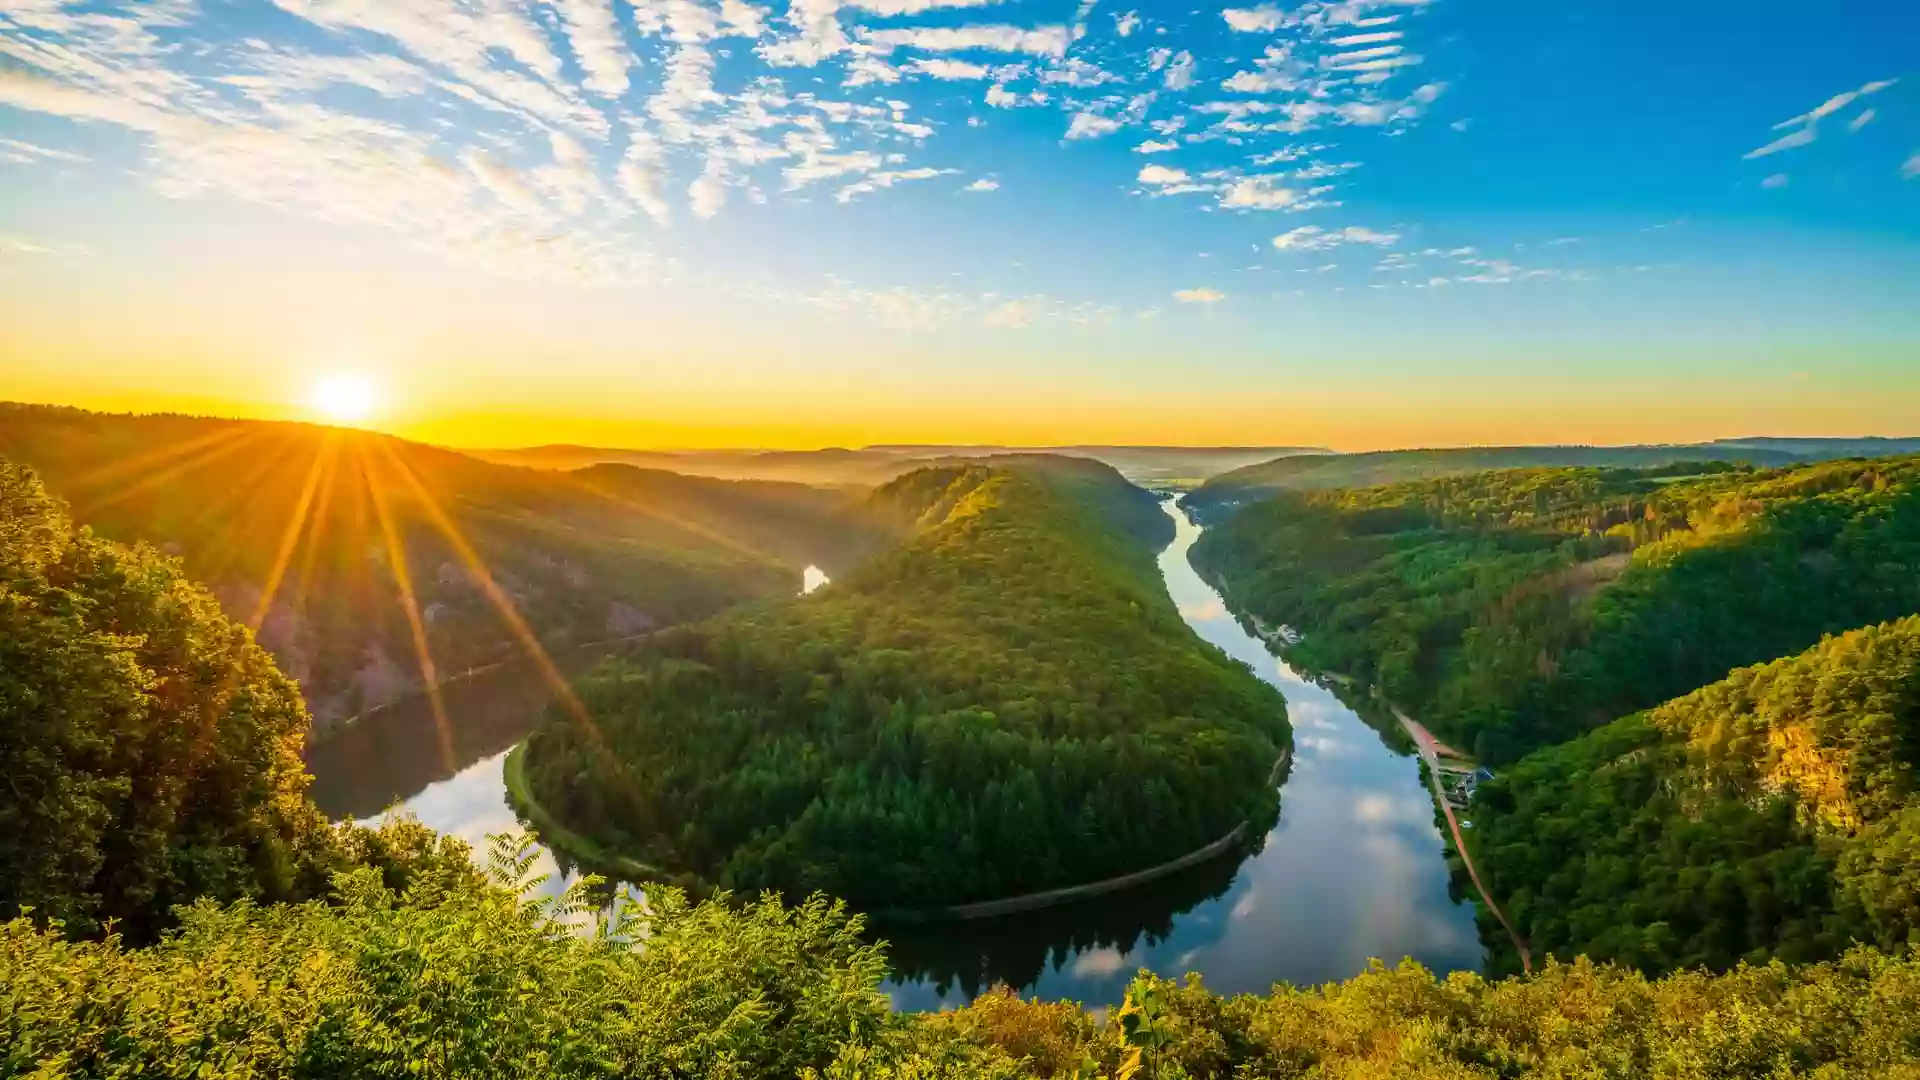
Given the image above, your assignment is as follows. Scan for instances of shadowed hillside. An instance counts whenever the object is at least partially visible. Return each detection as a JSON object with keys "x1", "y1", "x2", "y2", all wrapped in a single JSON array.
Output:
[{"x1": 0, "y1": 403, "x2": 864, "y2": 727}]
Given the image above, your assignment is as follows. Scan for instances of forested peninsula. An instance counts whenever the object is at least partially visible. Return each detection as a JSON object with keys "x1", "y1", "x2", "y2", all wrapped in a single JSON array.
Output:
[
  {"x1": 518, "y1": 460, "x2": 1291, "y2": 912},
  {"x1": 1190, "y1": 457, "x2": 1920, "y2": 763}
]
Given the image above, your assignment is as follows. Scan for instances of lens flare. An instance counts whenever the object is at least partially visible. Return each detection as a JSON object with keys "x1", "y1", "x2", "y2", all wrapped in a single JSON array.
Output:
[{"x1": 310, "y1": 373, "x2": 382, "y2": 425}]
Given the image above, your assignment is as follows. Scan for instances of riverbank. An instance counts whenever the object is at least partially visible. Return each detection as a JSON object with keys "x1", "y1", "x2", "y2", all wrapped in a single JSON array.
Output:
[
  {"x1": 885, "y1": 746, "x2": 1292, "y2": 924},
  {"x1": 1195, "y1": 563, "x2": 1527, "y2": 973},
  {"x1": 1391, "y1": 708, "x2": 1532, "y2": 974},
  {"x1": 501, "y1": 743, "x2": 708, "y2": 895}
]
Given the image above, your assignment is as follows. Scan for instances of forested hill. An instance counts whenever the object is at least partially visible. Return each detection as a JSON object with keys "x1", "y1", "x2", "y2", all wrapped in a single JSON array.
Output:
[
  {"x1": 0, "y1": 403, "x2": 862, "y2": 726},
  {"x1": 1184, "y1": 444, "x2": 1805, "y2": 511},
  {"x1": 935, "y1": 452, "x2": 1176, "y2": 548},
  {"x1": 519, "y1": 463, "x2": 1290, "y2": 911},
  {"x1": 1475, "y1": 617, "x2": 1920, "y2": 976},
  {"x1": 1191, "y1": 457, "x2": 1920, "y2": 763}
]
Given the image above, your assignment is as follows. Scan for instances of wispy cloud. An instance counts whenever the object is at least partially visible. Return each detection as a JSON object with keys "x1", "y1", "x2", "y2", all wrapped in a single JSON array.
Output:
[
  {"x1": 1222, "y1": 175, "x2": 1334, "y2": 211},
  {"x1": 551, "y1": 0, "x2": 631, "y2": 97},
  {"x1": 1743, "y1": 127, "x2": 1817, "y2": 160},
  {"x1": 837, "y1": 166, "x2": 959, "y2": 202},
  {"x1": 1222, "y1": 6, "x2": 1289, "y2": 33},
  {"x1": 861, "y1": 24, "x2": 1072, "y2": 57},
  {"x1": 0, "y1": 0, "x2": 1459, "y2": 327},
  {"x1": 906, "y1": 57, "x2": 993, "y2": 80},
  {"x1": 1272, "y1": 224, "x2": 1398, "y2": 250},
  {"x1": 1744, "y1": 77, "x2": 1896, "y2": 159},
  {"x1": 1065, "y1": 111, "x2": 1124, "y2": 139},
  {"x1": 0, "y1": 135, "x2": 89, "y2": 164},
  {"x1": 1174, "y1": 286, "x2": 1225, "y2": 303}
]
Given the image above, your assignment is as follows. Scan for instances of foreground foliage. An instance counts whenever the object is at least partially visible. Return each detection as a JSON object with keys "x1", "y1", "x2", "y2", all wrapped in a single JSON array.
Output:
[
  {"x1": 1475, "y1": 616, "x2": 1920, "y2": 976},
  {"x1": 1192, "y1": 457, "x2": 1920, "y2": 762},
  {"x1": 5, "y1": 847, "x2": 1920, "y2": 1080},
  {"x1": 522, "y1": 463, "x2": 1288, "y2": 911}
]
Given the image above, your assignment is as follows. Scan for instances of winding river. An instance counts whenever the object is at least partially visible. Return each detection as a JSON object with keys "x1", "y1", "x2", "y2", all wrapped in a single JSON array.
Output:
[{"x1": 305, "y1": 503, "x2": 1482, "y2": 1006}]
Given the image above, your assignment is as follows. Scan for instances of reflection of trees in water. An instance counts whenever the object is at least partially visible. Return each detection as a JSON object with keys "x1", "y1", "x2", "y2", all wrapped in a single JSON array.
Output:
[
  {"x1": 877, "y1": 838, "x2": 1252, "y2": 1001},
  {"x1": 1330, "y1": 687, "x2": 1419, "y2": 757},
  {"x1": 303, "y1": 645, "x2": 614, "y2": 819}
]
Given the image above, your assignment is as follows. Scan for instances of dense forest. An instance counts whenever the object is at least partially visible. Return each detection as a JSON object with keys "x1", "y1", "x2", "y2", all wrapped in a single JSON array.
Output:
[
  {"x1": 0, "y1": 461, "x2": 482, "y2": 940},
  {"x1": 1473, "y1": 616, "x2": 1920, "y2": 976},
  {"x1": 1192, "y1": 456, "x2": 1920, "y2": 762},
  {"x1": 1184, "y1": 444, "x2": 1807, "y2": 510},
  {"x1": 518, "y1": 461, "x2": 1289, "y2": 911},
  {"x1": 7, "y1": 845, "x2": 1920, "y2": 1078},
  {"x1": 0, "y1": 404, "x2": 861, "y2": 726}
]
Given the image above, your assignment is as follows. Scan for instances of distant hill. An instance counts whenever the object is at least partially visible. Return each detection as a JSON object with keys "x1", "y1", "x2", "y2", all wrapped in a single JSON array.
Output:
[
  {"x1": 1709, "y1": 436, "x2": 1920, "y2": 456},
  {"x1": 1476, "y1": 615, "x2": 1920, "y2": 976},
  {"x1": 1183, "y1": 444, "x2": 1807, "y2": 511},
  {"x1": 518, "y1": 461, "x2": 1289, "y2": 911},
  {"x1": 476, "y1": 443, "x2": 1326, "y2": 487},
  {"x1": 0, "y1": 403, "x2": 862, "y2": 726},
  {"x1": 874, "y1": 444, "x2": 1329, "y2": 484}
]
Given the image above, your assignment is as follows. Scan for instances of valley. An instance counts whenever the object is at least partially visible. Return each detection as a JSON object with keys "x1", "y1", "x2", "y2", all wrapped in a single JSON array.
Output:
[
  {"x1": 304, "y1": 493, "x2": 1483, "y2": 1007},
  {"x1": 9, "y1": 423, "x2": 1920, "y2": 1075}
]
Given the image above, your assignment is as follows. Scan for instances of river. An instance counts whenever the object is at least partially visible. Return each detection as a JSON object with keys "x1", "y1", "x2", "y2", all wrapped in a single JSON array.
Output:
[{"x1": 305, "y1": 507, "x2": 1482, "y2": 1006}]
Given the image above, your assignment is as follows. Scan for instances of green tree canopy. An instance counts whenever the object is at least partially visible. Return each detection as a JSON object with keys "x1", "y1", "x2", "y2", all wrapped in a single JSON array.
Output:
[
  {"x1": 1193, "y1": 456, "x2": 1920, "y2": 762},
  {"x1": 1475, "y1": 616, "x2": 1920, "y2": 976}
]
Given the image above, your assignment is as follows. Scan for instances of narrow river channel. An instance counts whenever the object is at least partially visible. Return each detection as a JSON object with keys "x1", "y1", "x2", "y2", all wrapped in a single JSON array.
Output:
[{"x1": 304, "y1": 503, "x2": 1482, "y2": 1007}]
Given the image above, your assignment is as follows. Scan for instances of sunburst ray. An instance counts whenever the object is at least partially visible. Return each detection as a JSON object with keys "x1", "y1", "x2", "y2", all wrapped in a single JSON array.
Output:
[{"x1": 358, "y1": 438, "x2": 456, "y2": 775}]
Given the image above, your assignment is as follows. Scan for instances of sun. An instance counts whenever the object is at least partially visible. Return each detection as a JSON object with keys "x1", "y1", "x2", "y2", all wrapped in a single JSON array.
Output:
[{"x1": 309, "y1": 373, "x2": 383, "y2": 426}]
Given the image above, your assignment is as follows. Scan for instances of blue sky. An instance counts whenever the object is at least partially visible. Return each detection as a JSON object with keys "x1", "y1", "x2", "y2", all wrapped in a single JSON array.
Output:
[{"x1": 1, "y1": 0, "x2": 1916, "y2": 447}]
